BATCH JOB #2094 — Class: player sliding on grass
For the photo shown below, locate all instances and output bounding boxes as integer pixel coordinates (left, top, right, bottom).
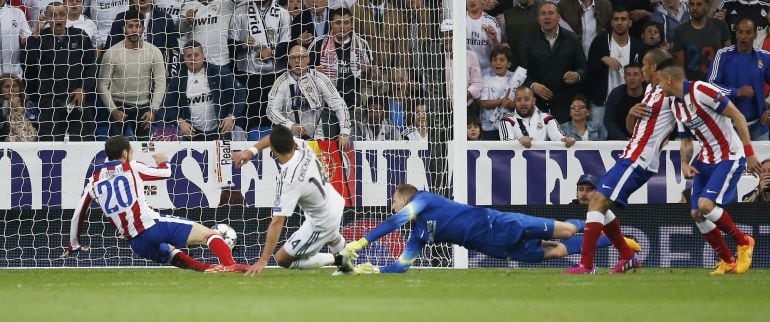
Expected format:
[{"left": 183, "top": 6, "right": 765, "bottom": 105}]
[
  {"left": 233, "top": 125, "right": 355, "bottom": 276},
  {"left": 342, "top": 184, "right": 640, "bottom": 274},
  {"left": 656, "top": 59, "right": 758, "bottom": 275},
  {"left": 62, "top": 136, "right": 249, "bottom": 273}
]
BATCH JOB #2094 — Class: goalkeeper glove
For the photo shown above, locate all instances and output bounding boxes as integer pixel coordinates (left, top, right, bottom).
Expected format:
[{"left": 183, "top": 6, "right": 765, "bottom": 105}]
[
  {"left": 356, "top": 262, "right": 380, "bottom": 274},
  {"left": 345, "top": 238, "right": 368, "bottom": 252}
]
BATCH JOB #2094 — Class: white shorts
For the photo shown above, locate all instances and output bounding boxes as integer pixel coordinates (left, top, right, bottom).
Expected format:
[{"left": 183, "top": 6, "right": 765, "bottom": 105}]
[{"left": 283, "top": 222, "right": 342, "bottom": 258}]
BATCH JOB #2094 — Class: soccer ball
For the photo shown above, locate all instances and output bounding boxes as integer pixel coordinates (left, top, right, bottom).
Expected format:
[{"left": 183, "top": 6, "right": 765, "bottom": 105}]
[{"left": 212, "top": 223, "right": 237, "bottom": 249}]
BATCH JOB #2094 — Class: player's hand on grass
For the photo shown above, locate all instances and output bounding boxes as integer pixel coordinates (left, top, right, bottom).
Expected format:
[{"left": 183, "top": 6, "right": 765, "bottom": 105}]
[
  {"left": 356, "top": 262, "right": 380, "bottom": 274},
  {"left": 60, "top": 246, "right": 90, "bottom": 259},
  {"left": 245, "top": 260, "right": 267, "bottom": 276}
]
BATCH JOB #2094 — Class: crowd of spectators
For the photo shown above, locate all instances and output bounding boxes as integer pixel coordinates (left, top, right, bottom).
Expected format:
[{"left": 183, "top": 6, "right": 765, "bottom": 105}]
[{"left": 1, "top": 0, "right": 770, "bottom": 144}]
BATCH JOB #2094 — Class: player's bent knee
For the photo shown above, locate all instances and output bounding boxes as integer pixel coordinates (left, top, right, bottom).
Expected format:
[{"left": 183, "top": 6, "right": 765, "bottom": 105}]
[
  {"left": 588, "top": 193, "right": 611, "bottom": 212},
  {"left": 275, "top": 248, "right": 296, "bottom": 268},
  {"left": 697, "top": 198, "right": 715, "bottom": 214}
]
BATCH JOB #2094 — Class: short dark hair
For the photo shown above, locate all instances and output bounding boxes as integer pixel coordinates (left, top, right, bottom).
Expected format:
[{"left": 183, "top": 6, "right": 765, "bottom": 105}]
[
  {"left": 761, "top": 158, "right": 770, "bottom": 166},
  {"left": 737, "top": 18, "right": 757, "bottom": 33},
  {"left": 270, "top": 125, "right": 296, "bottom": 154},
  {"left": 642, "top": 20, "right": 663, "bottom": 34},
  {"left": 571, "top": 94, "right": 591, "bottom": 108},
  {"left": 183, "top": 40, "right": 203, "bottom": 51},
  {"left": 105, "top": 136, "right": 131, "bottom": 160},
  {"left": 329, "top": 7, "right": 352, "bottom": 20},
  {"left": 625, "top": 62, "right": 642, "bottom": 71},
  {"left": 644, "top": 48, "right": 673, "bottom": 69},
  {"left": 490, "top": 46, "right": 513, "bottom": 63},
  {"left": 467, "top": 117, "right": 481, "bottom": 127},
  {"left": 537, "top": 1, "right": 559, "bottom": 14},
  {"left": 394, "top": 184, "right": 418, "bottom": 200},
  {"left": 612, "top": 5, "right": 629, "bottom": 15},
  {"left": 124, "top": 8, "right": 145, "bottom": 25}
]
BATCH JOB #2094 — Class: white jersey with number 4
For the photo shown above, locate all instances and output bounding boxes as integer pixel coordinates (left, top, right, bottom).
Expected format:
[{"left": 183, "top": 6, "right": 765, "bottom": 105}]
[
  {"left": 68, "top": 160, "right": 172, "bottom": 250},
  {"left": 272, "top": 138, "right": 344, "bottom": 232}
]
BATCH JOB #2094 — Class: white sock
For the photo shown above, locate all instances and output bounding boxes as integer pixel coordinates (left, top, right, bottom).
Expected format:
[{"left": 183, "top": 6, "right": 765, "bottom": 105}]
[
  {"left": 696, "top": 220, "right": 717, "bottom": 234},
  {"left": 604, "top": 210, "right": 617, "bottom": 225},
  {"left": 327, "top": 233, "right": 346, "bottom": 254},
  {"left": 704, "top": 207, "right": 724, "bottom": 222},
  {"left": 290, "top": 253, "right": 335, "bottom": 269},
  {"left": 586, "top": 211, "right": 604, "bottom": 224}
]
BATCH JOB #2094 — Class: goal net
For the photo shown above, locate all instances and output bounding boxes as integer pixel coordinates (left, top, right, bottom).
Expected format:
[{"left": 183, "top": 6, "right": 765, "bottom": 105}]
[{"left": 0, "top": 0, "right": 455, "bottom": 269}]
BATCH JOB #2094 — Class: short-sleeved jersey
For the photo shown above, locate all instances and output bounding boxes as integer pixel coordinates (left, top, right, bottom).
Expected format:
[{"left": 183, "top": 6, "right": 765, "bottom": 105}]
[
  {"left": 229, "top": 1, "right": 292, "bottom": 74},
  {"left": 68, "top": 160, "right": 172, "bottom": 250},
  {"left": 498, "top": 108, "right": 564, "bottom": 142},
  {"left": 0, "top": 5, "right": 31, "bottom": 77},
  {"left": 155, "top": 0, "right": 185, "bottom": 25},
  {"left": 88, "top": 0, "right": 130, "bottom": 46},
  {"left": 180, "top": 0, "right": 235, "bottom": 66},
  {"left": 619, "top": 84, "right": 676, "bottom": 172},
  {"left": 719, "top": 0, "right": 770, "bottom": 44},
  {"left": 671, "top": 80, "right": 743, "bottom": 164},
  {"left": 272, "top": 138, "right": 344, "bottom": 232},
  {"left": 480, "top": 69, "right": 526, "bottom": 132},
  {"left": 466, "top": 11, "right": 501, "bottom": 76}
]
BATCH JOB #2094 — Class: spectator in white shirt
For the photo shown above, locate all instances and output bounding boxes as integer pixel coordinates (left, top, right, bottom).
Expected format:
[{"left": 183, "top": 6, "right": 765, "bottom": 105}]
[
  {"left": 65, "top": 0, "right": 97, "bottom": 46},
  {"left": 0, "top": 0, "right": 31, "bottom": 77}
]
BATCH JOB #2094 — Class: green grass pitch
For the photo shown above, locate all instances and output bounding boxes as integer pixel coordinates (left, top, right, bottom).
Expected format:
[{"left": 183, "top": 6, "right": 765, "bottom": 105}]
[{"left": 2, "top": 268, "right": 769, "bottom": 322}]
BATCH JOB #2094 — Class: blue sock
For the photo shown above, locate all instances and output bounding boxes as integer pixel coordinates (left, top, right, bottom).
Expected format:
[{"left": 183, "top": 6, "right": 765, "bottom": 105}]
[
  {"left": 597, "top": 235, "right": 612, "bottom": 248},
  {"left": 562, "top": 236, "right": 583, "bottom": 255},
  {"left": 566, "top": 219, "right": 585, "bottom": 233}
]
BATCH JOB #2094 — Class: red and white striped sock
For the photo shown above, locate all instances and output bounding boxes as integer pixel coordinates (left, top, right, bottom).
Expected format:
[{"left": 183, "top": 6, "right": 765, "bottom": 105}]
[
  {"left": 207, "top": 235, "right": 236, "bottom": 266},
  {"left": 170, "top": 249, "right": 212, "bottom": 272},
  {"left": 579, "top": 211, "right": 605, "bottom": 269}
]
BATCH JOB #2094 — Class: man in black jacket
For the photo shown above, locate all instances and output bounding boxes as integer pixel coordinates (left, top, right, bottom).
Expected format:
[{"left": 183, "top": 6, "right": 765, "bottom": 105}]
[
  {"left": 586, "top": 6, "right": 646, "bottom": 124},
  {"left": 518, "top": 1, "right": 586, "bottom": 124},
  {"left": 22, "top": 2, "right": 97, "bottom": 141}
]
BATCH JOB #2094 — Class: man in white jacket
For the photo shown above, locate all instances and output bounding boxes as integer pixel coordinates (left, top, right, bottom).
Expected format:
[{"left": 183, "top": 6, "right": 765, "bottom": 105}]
[{"left": 267, "top": 44, "right": 351, "bottom": 150}]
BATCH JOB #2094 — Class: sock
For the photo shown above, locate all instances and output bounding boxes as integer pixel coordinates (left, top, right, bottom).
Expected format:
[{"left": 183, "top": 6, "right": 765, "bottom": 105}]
[
  {"left": 565, "top": 219, "right": 585, "bottom": 233},
  {"left": 170, "top": 249, "right": 211, "bottom": 272},
  {"left": 207, "top": 235, "right": 235, "bottom": 266},
  {"left": 562, "top": 236, "right": 583, "bottom": 255},
  {"left": 705, "top": 208, "right": 750, "bottom": 246},
  {"left": 602, "top": 210, "right": 635, "bottom": 260},
  {"left": 580, "top": 211, "right": 605, "bottom": 269},
  {"left": 697, "top": 220, "right": 734, "bottom": 263},
  {"left": 328, "top": 233, "right": 346, "bottom": 254},
  {"left": 289, "top": 253, "right": 335, "bottom": 269}
]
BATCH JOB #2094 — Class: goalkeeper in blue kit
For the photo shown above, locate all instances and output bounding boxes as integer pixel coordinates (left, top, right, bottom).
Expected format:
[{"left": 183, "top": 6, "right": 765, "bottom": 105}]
[{"left": 344, "top": 184, "right": 640, "bottom": 273}]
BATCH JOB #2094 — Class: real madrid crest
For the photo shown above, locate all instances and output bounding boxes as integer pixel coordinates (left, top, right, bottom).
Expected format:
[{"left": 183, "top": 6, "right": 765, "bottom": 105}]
[
  {"left": 759, "top": 59, "right": 764, "bottom": 69},
  {"left": 537, "top": 122, "right": 543, "bottom": 129}
]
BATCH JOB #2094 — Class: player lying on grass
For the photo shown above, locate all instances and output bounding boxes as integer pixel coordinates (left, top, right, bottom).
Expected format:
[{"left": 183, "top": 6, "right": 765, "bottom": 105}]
[
  {"left": 233, "top": 125, "right": 355, "bottom": 276},
  {"left": 343, "top": 184, "right": 640, "bottom": 273},
  {"left": 62, "top": 136, "right": 249, "bottom": 273}
]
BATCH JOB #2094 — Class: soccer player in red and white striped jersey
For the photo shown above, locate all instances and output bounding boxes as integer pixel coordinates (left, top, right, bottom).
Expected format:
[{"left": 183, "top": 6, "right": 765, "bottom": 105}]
[
  {"left": 563, "top": 49, "right": 678, "bottom": 274},
  {"left": 657, "top": 59, "right": 760, "bottom": 275},
  {"left": 62, "top": 136, "right": 248, "bottom": 273}
]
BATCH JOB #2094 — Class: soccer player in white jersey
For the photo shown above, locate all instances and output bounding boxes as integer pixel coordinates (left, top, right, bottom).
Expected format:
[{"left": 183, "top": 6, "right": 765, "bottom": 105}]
[
  {"left": 180, "top": 0, "right": 235, "bottom": 66},
  {"left": 656, "top": 59, "right": 760, "bottom": 275},
  {"left": 233, "top": 125, "right": 355, "bottom": 276},
  {"left": 87, "top": 0, "right": 128, "bottom": 48},
  {"left": 466, "top": 0, "right": 501, "bottom": 76},
  {"left": 562, "top": 48, "right": 678, "bottom": 275},
  {"left": 62, "top": 136, "right": 249, "bottom": 273}
]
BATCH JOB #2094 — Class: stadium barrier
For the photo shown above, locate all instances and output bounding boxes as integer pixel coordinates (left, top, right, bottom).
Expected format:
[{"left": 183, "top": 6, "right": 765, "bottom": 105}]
[{"left": 2, "top": 203, "right": 768, "bottom": 269}]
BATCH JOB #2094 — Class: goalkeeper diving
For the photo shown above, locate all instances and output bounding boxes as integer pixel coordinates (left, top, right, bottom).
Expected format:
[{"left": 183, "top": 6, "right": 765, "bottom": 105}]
[{"left": 344, "top": 184, "right": 640, "bottom": 273}]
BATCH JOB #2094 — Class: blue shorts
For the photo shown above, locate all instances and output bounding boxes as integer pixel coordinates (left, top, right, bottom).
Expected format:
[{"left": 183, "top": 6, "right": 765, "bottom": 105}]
[
  {"left": 482, "top": 213, "right": 554, "bottom": 262},
  {"left": 596, "top": 158, "right": 654, "bottom": 208},
  {"left": 129, "top": 214, "right": 194, "bottom": 263},
  {"left": 691, "top": 158, "right": 745, "bottom": 209}
]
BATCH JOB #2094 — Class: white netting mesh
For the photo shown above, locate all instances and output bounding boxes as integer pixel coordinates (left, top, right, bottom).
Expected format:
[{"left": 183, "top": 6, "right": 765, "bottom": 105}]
[{"left": 0, "top": 0, "right": 453, "bottom": 268}]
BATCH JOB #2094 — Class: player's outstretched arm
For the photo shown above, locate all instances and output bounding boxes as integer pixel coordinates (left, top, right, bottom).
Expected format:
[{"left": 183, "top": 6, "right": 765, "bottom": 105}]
[
  {"left": 135, "top": 154, "right": 172, "bottom": 181},
  {"left": 245, "top": 215, "right": 286, "bottom": 276},
  {"left": 377, "top": 237, "right": 425, "bottom": 274},
  {"left": 721, "top": 102, "right": 761, "bottom": 174},
  {"left": 233, "top": 135, "right": 272, "bottom": 168},
  {"left": 62, "top": 184, "right": 94, "bottom": 259},
  {"left": 346, "top": 202, "right": 425, "bottom": 255}
]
